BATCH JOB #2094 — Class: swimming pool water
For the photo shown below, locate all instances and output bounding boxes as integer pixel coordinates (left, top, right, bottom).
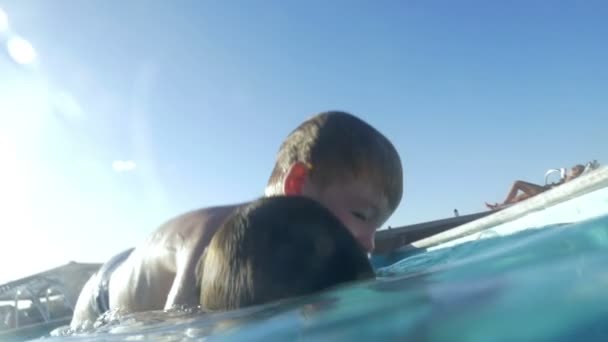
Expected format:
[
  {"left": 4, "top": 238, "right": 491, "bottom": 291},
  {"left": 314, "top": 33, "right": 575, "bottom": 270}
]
[{"left": 37, "top": 213, "right": 608, "bottom": 341}]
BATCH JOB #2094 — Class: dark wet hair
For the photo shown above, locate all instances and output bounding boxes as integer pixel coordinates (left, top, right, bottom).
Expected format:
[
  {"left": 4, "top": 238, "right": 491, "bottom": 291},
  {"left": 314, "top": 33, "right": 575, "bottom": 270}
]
[
  {"left": 197, "top": 196, "right": 375, "bottom": 311},
  {"left": 265, "top": 111, "right": 403, "bottom": 212}
]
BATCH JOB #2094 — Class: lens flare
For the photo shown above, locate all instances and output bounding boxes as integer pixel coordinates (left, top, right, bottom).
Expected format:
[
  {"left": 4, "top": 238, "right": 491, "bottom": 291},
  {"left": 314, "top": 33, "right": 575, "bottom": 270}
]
[
  {"left": 6, "top": 36, "right": 37, "bottom": 65},
  {"left": 0, "top": 8, "right": 8, "bottom": 33},
  {"left": 112, "top": 160, "right": 137, "bottom": 172}
]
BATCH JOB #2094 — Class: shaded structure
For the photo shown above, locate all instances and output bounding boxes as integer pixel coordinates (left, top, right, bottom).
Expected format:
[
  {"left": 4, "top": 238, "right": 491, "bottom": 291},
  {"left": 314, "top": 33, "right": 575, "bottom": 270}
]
[
  {"left": 374, "top": 211, "right": 493, "bottom": 255},
  {"left": 0, "top": 262, "right": 101, "bottom": 341}
]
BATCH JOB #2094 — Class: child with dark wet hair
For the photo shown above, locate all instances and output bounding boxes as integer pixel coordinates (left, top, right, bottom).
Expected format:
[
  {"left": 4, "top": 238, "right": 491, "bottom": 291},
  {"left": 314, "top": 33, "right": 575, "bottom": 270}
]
[{"left": 198, "top": 196, "right": 375, "bottom": 311}]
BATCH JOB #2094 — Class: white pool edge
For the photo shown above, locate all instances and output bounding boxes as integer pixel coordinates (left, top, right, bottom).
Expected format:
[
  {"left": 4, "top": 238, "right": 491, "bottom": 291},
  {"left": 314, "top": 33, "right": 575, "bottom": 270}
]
[{"left": 406, "top": 166, "right": 608, "bottom": 252}]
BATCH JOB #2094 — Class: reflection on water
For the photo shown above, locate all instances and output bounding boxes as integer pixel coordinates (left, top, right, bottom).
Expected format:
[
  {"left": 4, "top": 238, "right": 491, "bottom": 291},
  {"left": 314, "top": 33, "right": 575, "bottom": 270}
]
[{"left": 39, "top": 214, "right": 608, "bottom": 341}]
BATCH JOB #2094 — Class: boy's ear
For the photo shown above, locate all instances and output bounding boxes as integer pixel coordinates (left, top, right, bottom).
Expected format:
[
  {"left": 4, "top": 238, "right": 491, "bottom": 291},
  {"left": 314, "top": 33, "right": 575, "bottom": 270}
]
[{"left": 283, "top": 162, "right": 311, "bottom": 196}]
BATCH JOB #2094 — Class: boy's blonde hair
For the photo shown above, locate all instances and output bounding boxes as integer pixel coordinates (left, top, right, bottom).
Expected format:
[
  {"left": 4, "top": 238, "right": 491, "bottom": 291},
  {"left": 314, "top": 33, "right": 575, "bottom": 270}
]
[{"left": 265, "top": 111, "right": 403, "bottom": 211}]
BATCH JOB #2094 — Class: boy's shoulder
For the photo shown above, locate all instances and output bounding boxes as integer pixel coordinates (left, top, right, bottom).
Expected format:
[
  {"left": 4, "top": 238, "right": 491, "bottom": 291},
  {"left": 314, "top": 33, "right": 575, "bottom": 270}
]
[{"left": 149, "top": 202, "right": 247, "bottom": 251}]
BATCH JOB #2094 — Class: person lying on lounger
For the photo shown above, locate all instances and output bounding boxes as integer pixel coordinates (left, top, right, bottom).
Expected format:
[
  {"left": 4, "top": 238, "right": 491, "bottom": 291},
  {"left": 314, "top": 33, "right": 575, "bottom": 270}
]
[{"left": 485, "top": 164, "right": 585, "bottom": 210}]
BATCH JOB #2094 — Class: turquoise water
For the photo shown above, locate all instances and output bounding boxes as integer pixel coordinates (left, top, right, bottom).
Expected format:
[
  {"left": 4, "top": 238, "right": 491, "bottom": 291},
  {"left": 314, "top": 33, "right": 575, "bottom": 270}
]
[{"left": 38, "top": 214, "right": 608, "bottom": 341}]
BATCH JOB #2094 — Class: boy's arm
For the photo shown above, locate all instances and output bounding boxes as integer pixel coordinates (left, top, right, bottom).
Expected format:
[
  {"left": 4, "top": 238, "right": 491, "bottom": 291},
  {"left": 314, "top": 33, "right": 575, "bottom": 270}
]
[
  {"left": 164, "top": 204, "right": 239, "bottom": 309},
  {"left": 163, "top": 262, "right": 198, "bottom": 309},
  {"left": 164, "top": 241, "right": 209, "bottom": 310},
  {"left": 70, "top": 274, "right": 101, "bottom": 329}
]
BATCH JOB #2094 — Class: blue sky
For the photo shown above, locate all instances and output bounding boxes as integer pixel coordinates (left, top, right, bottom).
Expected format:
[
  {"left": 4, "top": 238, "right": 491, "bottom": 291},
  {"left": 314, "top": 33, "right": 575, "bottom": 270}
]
[{"left": 0, "top": 0, "right": 607, "bottom": 283}]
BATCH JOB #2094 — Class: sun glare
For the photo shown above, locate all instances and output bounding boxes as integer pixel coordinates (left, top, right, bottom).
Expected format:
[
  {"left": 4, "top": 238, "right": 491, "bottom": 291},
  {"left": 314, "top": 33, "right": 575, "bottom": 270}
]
[
  {"left": 0, "top": 8, "right": 8, "bottom": 34},
  {"left": 6, "top": 36, "right": 37, "bottom": 65},
  {"left": 112, "top": 160, "right": 137, "bottom": 172}
]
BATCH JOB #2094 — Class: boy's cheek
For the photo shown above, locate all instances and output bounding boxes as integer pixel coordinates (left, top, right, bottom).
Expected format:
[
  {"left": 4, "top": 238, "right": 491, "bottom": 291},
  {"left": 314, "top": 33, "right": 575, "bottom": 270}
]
[
  {"left": 329, "top": 209, "right": 375, "bottom": 251},
  {"left": 350, "top": 229, "right": 375, "bottom": 253}
]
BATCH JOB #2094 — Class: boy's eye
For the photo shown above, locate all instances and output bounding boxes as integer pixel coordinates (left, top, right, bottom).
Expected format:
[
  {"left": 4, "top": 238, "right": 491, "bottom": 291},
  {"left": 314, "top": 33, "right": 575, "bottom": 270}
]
[{"left": 351, "top": 211, "right": 368, "bottom": 222}]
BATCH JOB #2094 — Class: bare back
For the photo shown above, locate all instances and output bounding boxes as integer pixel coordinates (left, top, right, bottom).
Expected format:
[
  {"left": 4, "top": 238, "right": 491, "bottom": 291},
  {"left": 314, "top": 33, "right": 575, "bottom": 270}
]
[
  {"left": 70, "top": 203, "right": 245, "bottom": 328},
  {"left": 108, "top": 203, "right": 244, "bottom": 313}
]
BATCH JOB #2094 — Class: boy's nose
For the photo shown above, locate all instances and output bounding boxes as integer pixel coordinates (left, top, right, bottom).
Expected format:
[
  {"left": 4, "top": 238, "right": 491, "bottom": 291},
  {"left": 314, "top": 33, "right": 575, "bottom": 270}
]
[{"left": 356, "top": 233, "right": 375, "bottom": 253}]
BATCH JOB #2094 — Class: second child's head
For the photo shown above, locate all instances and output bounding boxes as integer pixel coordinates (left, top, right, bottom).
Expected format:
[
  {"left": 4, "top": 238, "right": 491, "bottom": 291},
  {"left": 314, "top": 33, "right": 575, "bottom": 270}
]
[{"left": 197, "top": 196, "right": 375, "bottom": 311}]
